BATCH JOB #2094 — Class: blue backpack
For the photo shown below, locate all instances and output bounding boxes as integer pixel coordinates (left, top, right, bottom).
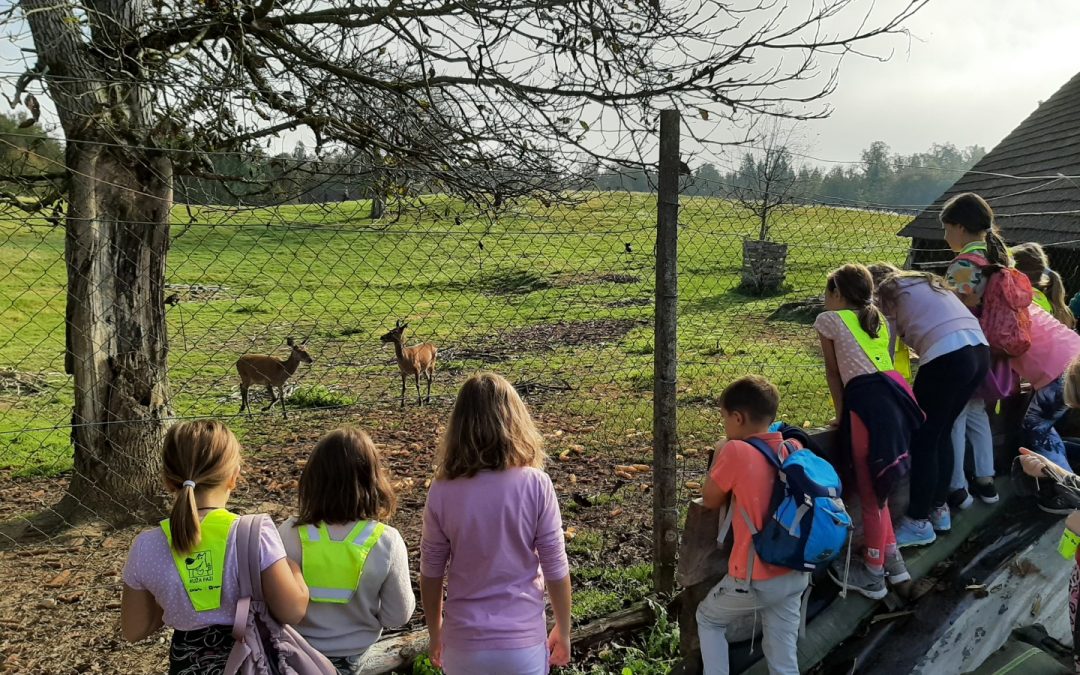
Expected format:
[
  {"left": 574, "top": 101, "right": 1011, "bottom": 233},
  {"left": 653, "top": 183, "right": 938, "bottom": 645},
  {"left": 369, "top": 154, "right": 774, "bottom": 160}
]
[{"left": 743, "top": 438, "right": 851, "bottom": 572}]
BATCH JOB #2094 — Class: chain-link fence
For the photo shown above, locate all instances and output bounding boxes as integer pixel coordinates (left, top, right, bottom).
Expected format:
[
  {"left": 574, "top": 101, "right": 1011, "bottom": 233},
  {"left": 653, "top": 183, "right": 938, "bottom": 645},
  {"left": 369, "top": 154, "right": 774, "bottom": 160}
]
[{"left": 3, "top": 123, "right": 1080, "bottom": 670}]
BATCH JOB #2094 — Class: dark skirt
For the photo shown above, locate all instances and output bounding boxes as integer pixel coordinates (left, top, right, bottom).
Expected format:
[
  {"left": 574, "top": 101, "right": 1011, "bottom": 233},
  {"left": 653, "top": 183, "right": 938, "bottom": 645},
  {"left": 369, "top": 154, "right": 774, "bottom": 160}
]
[{"left": 169, "top": 624, "right": 235, "bottom": 675}]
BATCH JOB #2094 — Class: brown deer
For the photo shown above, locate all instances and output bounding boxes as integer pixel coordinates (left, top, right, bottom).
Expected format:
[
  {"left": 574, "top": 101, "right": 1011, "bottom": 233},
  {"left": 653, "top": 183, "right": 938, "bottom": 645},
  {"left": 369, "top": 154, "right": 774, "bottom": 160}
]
[
  {"left": 236, "top": 337, "right": 314, "bottom": 418},
  {"left": 380, "top": 320, "right": 437, "bottom": 407}
]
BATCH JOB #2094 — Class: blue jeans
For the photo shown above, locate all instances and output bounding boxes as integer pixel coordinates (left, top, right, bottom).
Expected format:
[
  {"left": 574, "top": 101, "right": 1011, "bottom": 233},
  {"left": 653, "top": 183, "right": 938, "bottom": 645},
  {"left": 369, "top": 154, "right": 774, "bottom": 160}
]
[
  {"left": 950, "top": 399, "right": 995, "bottom": 490},
  {"left": 1024, "top": 375, "right": 1070, "bottom": 470},
  {"left": 696, "top": 573, "right": 809, "bottom": 675}
]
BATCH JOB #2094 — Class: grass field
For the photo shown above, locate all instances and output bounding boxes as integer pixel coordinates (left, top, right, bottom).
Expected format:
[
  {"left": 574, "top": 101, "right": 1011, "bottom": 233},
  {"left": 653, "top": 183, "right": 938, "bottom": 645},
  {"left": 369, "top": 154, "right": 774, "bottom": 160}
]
[{"left": 0, "top": 193, "right": 910, "bottom": 476}]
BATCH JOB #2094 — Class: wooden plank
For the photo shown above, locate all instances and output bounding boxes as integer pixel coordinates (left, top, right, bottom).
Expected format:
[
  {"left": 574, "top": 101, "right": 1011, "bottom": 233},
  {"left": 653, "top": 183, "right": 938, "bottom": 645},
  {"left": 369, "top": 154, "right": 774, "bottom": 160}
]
[{"left": 362, "top": 601, "right": 657, "bottom": 674}]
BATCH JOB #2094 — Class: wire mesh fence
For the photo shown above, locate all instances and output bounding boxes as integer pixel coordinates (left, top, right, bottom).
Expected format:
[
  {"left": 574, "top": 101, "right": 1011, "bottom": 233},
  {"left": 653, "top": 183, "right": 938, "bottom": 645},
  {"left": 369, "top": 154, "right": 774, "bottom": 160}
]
[{"left": 3, "top": 131, "right": 1080, "bottom": 670}]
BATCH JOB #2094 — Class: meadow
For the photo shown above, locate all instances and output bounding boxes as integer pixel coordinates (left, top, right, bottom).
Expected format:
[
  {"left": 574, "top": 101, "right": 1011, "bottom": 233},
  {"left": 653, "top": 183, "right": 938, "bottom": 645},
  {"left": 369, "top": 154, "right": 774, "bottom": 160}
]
[{"left": 0, "top": 192, "right": 910, "bottom": 672}]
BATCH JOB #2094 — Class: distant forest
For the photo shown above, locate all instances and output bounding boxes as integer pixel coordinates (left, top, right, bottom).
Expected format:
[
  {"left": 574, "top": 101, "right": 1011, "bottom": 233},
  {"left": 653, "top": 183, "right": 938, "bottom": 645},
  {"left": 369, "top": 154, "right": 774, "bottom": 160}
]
[
  {"left": 1, "top": 112, "right": 985, "bottom": 212},
  {"left": 591, "top": 141, "right": 987, "bottom": 211}
]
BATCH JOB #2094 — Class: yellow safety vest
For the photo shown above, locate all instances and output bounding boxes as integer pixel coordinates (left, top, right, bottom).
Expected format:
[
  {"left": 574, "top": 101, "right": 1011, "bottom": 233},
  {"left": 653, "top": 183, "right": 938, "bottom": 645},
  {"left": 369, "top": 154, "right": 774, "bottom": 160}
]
[
  {"left": 161, "top": 509, "right": 238, "bottom": 612},
  {"left": 836, "top": 309, "right": 894, "bottom": 372},
  {"left": 299, "top": 520, "right": 386, "bottom": 604},
  {"left": 1033, "top": 288, "right": 1053, "bottom": 314},
  {"left": 894, "top": 339, "right": 913, "bottom": 382}
]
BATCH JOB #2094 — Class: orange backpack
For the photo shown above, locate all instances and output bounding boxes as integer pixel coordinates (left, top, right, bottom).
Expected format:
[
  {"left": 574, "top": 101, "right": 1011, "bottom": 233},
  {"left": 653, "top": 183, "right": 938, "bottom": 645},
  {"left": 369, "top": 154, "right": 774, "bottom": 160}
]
[{"left": 955, "top": 252, "right": 1034, "bottom": 357}]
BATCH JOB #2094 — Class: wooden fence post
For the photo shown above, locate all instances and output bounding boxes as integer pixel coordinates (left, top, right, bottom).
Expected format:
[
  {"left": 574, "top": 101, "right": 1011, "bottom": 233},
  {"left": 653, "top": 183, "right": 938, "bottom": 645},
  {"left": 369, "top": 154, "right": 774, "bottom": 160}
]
[{"left": 654, "top": 109, "right": 680, "bottom": 595}]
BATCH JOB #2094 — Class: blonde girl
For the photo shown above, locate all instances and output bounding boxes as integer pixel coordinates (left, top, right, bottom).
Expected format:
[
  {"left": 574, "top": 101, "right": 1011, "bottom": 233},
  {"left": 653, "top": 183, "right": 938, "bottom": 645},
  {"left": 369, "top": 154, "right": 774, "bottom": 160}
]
[
  {"left": 420, "top": 372, "right": 572, "bottom": 674},
  {"left": 1012, "top": 242, "right": 1076, "bottom": 329},
  {"left": 121, "top": 420, "right": 309, "bottom": 674},
  {"left": 279, "top": 428, "right": 415, "bottom": 674}
]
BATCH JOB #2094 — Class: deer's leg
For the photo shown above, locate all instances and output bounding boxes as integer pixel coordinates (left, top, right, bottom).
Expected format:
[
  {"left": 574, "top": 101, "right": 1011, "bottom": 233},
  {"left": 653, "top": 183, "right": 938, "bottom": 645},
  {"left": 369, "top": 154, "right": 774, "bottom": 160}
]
[
  {"left": 415, "top": 374, "right": 422, "bottom": 406},
  {"left": 425, "top": 371, "right": 433, "bottom": 403},
  {"left": 262, "top": 384, "right": 277, "bottom": 411},
  {"left": 279, "top": 386, "right": 288, "bottom": 419},
  {"left": 239, "top": 385, "right": 249, "bottom": 414},
  {"left": 400, "top": 374, "right": 406, "bottom": 408}
]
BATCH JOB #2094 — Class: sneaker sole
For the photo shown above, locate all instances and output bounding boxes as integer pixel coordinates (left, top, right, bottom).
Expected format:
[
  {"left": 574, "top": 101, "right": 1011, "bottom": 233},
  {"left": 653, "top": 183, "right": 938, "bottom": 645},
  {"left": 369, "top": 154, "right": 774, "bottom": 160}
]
[
  {"left": 897, "top": 536, "right": 936, "bottom": 549},
  {"left": 978, "top": 494, "right": 1000, "bottom": 504},
  {"left": 932, "top": 526, "right": 951, "bottom": 534},
  {"left": 826, "top": 569, "right": 888, "bottom": 600},
  {"left": 950, "top": 494, "right": 974, "bottom": 510},
  {"left": 886, "top": 571, "right": 911, "bottom": 585}
]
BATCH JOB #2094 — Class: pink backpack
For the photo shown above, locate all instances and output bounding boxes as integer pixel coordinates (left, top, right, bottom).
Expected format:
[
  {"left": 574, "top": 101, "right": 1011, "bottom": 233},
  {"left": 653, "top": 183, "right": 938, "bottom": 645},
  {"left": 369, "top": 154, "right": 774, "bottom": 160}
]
[
  {"left": 224, "top": 514, "right": 337, "bottom": 675},
  {"left": 955, "top": 252, "right": 1034, "bottom": 357}
]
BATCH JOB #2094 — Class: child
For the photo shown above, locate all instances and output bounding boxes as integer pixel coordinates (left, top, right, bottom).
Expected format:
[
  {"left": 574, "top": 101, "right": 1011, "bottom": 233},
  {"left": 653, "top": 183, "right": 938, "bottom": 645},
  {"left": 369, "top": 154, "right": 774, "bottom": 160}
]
[
  {"left": 1017, "top": 356, "right": 1080, "bottom": 671},
  {"left": 420, "top": 372, "right": 572, "bottom": 674},
  {"left": 1012, "top": 242, "right": 1076, "bottom": 329},
  {"left": 121, "top": 420, "right": 309, "bottom": 673},
  {"left": 279, "top": 428, "right": 416, "bottom": 674},
  {"left": 869, "top": 264, "right": 990, "bottom": 547},
  {"left": 815, "top": 264, "right": 922, "bottom": 598},
  {"left": 696, "top": 376, "right": 809, "bottom": 675},
  {"left": 1012, "top": 301, "right": 1080, "bottom": 510},
  {"left": 940, "top": 193, "right": 1015, "bottom": 510}
]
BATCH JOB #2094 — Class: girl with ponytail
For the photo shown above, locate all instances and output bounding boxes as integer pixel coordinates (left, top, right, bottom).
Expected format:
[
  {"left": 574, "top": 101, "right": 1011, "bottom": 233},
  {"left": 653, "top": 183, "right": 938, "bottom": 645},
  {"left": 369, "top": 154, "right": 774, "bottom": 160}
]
[
  {"left": 121, "top": 420, "right": 310, "bottom": 673},
  {"left": 814, "top": 264, "right": 923, "bottom": 598},
  {"left": 1012, "top": 242, "right": 1076, "bottom": 329}
]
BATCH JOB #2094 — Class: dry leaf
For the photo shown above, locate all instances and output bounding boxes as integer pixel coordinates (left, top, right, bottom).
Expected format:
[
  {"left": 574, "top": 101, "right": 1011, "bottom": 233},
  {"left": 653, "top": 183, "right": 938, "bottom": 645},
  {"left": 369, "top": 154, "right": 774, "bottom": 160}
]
[
  {"left": 564, "top": 527, "right": 577, "bottom": 541},
  {"left": 38, "top": 598, "right": 57, "bottom": 609},
  {"left": 615, "top": 465, "right": 634, "bottom": 473},
  {"left": 609, "top": 507, "right": 623, "bottom": 517},
  {"left": 569, "top": 474, "right": 577, "bottom": 484},
  {"left": 1031, "top": 593, "right": 1042, "bottom": 617},
  {"left": 614, "top": 470, "right": 634, "bottom": 480},
  {"left": 685, "top": 481, "right": 702, "bottom": 490},
  {"left": 632, "top": 464, "right": 651, "bottom": 473},
  {"left": 568, "top": 444, "right": 585, "bottom": 455},
  {"left": 46, "top": 570, "right": 72, "bottom": 587}
]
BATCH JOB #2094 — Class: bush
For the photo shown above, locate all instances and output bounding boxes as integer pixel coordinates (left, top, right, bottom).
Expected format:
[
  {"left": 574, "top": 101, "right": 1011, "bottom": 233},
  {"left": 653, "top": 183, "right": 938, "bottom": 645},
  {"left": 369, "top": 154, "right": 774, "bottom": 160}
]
[{"left": 286, "top": 385, "right": 355, "bottom": 409}]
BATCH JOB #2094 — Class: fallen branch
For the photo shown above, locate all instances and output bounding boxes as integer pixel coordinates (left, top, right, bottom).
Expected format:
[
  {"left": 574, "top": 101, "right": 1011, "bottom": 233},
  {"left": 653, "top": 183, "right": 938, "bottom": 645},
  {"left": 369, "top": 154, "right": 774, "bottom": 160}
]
[{"left": 363, "top": 600, "right": 656, "bottom": 674}]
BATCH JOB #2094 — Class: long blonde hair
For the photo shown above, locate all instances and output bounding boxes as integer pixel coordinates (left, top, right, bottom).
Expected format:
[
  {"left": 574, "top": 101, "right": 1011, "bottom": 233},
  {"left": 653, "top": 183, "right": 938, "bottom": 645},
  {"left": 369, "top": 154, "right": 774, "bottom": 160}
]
[
  {"left": 1011, "top": 243, "right": 1076, "bottom": 329},
  {"left": 437, "top": 372, "right": 544, "bottom": 480},
  {"left": 1066, "top": 357, "right": 1080, "bottom": 410},
  {"left": 162, "top": 420, "right": 242, "bottom": 553}
]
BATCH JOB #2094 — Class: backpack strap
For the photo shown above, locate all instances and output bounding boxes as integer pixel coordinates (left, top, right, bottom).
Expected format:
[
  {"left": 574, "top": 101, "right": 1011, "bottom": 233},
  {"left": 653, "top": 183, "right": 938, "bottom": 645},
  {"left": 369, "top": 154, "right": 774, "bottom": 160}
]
[
  {"left": 230, "top": 514, "right": 267, "bottom": 643},
  {"left": 744, "top": 437, "right": 783, "bottom": 469}
]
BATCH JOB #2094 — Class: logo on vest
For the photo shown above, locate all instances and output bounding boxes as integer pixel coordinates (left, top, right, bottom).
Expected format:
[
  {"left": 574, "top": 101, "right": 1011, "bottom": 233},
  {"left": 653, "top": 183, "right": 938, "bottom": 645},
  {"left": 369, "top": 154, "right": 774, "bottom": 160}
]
[{"left": 184, "top": 551, "right": 214, "bottom": 584}]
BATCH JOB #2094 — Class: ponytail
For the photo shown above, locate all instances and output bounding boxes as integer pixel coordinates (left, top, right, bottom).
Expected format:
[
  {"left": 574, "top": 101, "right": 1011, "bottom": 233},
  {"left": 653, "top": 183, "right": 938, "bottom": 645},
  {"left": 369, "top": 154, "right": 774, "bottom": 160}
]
[
  {"left": 169, "top": 481, "right": 202, "bottom": 554},
  {"left": 1047, "top": 269, "right": 1076, "bottom": 329},
  {"left": 856, "top": 304, "right": 882, "bottom": 340},
  {"left": 984, "top": 228, "right": 1010, "bottom": 268},
  {"left": 161, "top": 420, "right": 242, "bottom": 554}
]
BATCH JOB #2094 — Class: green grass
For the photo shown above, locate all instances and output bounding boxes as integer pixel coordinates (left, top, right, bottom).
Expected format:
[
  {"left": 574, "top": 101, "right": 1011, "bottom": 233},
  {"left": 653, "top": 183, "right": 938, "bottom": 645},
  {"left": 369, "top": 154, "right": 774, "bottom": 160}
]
[{"left": 0, "top": 193, "right": 909, "bottom": 474}]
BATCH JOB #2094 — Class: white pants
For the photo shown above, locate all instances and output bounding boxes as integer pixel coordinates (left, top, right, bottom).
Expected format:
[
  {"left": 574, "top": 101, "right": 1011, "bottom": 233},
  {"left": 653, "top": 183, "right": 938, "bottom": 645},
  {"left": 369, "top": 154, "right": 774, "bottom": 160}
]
[
  {"left": 949, "top": 398, "right": 995, "bottom": 490},
  {"left": 696, "top": 572, "right": 809, "bottom": 675},
  {"left": 442, "top": 642, "right": 548, "bottom": 675}
]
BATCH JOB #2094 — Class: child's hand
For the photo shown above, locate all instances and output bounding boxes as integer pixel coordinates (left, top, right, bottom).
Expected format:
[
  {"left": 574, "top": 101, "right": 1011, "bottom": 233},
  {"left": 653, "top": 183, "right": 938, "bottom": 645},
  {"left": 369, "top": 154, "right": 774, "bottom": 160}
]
[
  {"left": 1066, "top": 511, "right": 1080, "bottom": 535},
  {"left": 548, "top": 625, "right": 571, "bottom": 667},
  {"left": 1019, "top": 452, "right": 1054, "bottom": 478},
  {"left": 828, "top": 417, "right": 840, "bottom": 429},
  {"left": 427, "top": 629, "right": 443, "bottom": 668}
]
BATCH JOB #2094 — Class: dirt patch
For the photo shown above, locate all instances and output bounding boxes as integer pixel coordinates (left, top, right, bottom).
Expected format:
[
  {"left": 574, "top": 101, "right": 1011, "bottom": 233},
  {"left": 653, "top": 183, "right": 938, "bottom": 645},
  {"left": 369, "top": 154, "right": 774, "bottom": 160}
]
[
  {"left": 164, "top": 283, "right": 234, "bottom": 304},
  {"left": 0, "top": 402, "right": 657, "bottom": 674},
  {"left": 0, "top": 370, "right": 56, "bottom": 397},
  {"left": 767, "top": 297, "right": 824, "bottom": 324}
]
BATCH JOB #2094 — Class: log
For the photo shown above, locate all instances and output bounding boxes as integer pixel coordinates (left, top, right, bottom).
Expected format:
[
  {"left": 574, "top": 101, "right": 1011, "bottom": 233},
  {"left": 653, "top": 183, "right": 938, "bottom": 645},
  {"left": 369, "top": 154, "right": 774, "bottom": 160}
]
[{"left": 363, "top": 600, "right": 657, "bottom": 674}]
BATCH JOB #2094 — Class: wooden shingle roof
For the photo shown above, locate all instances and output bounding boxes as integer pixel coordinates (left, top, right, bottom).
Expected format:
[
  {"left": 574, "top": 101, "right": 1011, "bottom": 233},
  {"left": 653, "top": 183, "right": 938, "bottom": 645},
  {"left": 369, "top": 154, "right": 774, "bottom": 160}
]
[{"left": 900, "top": 71, "right": 1080, "bottom": 247}]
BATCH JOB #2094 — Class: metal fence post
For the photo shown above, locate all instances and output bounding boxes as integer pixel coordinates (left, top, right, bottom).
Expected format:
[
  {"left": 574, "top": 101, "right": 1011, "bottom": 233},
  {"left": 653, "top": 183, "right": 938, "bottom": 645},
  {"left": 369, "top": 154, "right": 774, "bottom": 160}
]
[{"left": 653, "top": 109, "right": 680, "bottom": 595}]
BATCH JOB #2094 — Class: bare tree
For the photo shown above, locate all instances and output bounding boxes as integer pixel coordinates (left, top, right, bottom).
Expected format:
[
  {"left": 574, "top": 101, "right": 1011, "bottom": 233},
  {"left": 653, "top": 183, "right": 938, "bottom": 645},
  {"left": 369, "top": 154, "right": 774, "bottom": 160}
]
[{"left": 1, "top": 0, "right": 926, "bottom": 530}]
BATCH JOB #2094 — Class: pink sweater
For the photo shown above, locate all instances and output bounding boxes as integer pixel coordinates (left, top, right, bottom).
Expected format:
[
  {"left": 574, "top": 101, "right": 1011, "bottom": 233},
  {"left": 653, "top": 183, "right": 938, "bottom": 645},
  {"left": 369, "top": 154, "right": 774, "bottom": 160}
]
[
  {"left": 1013, "top": 305, "right": 1080, "bottom": 390},
  {"left": 420, "top": 467, "right": 569, "bottom": 651}
]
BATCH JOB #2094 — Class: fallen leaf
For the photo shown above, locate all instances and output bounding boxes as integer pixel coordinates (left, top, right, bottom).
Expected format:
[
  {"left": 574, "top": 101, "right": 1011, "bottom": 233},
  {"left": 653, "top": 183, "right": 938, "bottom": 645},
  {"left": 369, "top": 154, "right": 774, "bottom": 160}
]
[
  {"left": 38, "top": 598, "right": 57, "bottom": 609},
  {"left": 564, "top": 527, "right": 577, "bottom": 541},
  {"left": 46, "top": 570, "right": 72, "bottom": 588},
  {"left": 559, "top": 450, "right": 571, "bottom": 462},
  {"left": 609, "top": 507, "right": 623, "bottom": 517},
  {"left": 569, "top": 474, "right": 577, "bottom": 484},
  {"left": 569, "top": 444, "right": 585, "bottom": 455},
  {"left": 632, "top": 464, "right": 651, "bottom": 473},
  {"left": 685, "top": 481, "right": 702, "bottom": 490},
  {"left": 614, "top": 470, "right": 634, "bottom": 480}
]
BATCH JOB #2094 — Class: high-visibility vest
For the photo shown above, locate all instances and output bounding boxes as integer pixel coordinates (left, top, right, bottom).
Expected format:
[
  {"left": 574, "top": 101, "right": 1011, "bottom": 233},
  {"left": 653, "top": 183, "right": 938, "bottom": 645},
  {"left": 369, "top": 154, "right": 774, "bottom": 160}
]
[
  {"left": 836, "top": 309, "right": 894, "bottom": 372},
  {"left": 299, "top": 520, "right": 386, "bottom": 604},
  {"left": 894, "top": 339, "right": 913, "bottom": 382},
  {"left": 1033, "top": 288, "right": 1053, "bottom": 314},
  {"left": 161, "top": 509, "right": 238, "bottom": 612}
]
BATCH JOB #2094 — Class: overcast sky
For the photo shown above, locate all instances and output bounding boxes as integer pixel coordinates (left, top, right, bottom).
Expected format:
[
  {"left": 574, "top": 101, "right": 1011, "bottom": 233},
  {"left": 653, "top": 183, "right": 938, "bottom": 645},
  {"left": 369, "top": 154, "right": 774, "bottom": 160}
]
[
  {"left": 3, "top": 1, "right": 1079, "bottom": 168},
  {"left": 801, "top": 0, "right": 1080, "bottom": 161}
]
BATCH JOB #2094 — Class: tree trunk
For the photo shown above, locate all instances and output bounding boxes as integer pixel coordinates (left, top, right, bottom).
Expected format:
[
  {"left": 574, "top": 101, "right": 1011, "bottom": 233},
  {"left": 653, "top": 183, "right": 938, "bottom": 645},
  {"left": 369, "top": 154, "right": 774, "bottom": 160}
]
[
  {"left": 370, "top": 191, "right": 386, "bottom": 219},
  {"left": 53, "top": 143, "right": 174, "bottom": 527},
  {"left": 21, "top": 0, "right": 174, "bottom": 532}
]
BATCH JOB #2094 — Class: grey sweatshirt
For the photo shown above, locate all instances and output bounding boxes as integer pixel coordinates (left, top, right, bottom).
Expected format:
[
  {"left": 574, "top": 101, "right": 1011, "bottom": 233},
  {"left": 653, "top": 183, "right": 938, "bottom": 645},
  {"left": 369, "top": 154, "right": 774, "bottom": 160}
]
[{"left": 278, "top": 518, "right": 416, "bottom": 658}]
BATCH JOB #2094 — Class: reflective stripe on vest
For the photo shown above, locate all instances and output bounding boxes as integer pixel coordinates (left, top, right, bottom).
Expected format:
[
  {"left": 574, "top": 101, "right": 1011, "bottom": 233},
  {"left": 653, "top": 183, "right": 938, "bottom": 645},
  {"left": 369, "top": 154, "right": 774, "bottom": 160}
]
[
  {"left": 161, "top": 509, "right": 238, "bottom": 612},
  {"left": 836, "top": 309, "right": 893, "bottom": 372},
  {"left": 299, "top": 520, "right": 386, "bottom": 604}
]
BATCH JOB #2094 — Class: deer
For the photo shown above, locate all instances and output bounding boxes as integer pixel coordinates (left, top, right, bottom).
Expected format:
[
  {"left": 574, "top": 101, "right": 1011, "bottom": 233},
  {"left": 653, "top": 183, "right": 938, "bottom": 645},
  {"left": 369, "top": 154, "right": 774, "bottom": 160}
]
[
  {"left": 236, "top": 337, "right": 314, "bottom": 418},
  {"left": 380, "top": 320, "right": 438, "bottom": 407}
]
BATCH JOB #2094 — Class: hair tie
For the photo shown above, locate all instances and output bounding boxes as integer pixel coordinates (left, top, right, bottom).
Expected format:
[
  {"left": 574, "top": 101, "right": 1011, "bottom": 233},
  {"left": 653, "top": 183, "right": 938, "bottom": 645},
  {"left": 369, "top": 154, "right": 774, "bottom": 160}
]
[{"left": 182, "top": 480, "right": 196, "bottom": 489}]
